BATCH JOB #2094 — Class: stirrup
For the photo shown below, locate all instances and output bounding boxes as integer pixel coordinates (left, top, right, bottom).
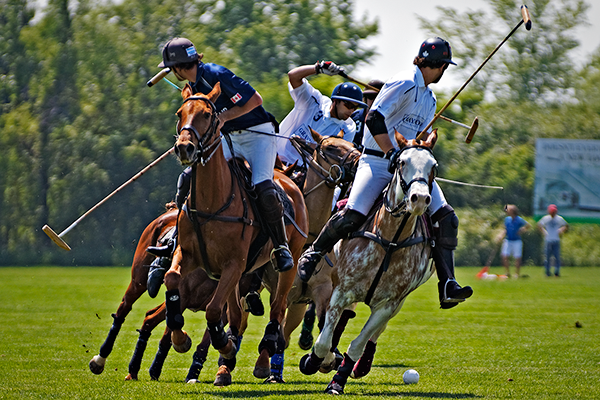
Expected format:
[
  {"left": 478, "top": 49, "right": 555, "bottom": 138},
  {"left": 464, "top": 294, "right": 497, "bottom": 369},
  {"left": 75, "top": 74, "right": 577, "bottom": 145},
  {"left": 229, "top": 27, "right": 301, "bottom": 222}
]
[
  {"left": 270, "top": 246, "right": 294, "bottom": 273},
  {"left": 439, "top": 279, "right": 473, "bottom": 307}
]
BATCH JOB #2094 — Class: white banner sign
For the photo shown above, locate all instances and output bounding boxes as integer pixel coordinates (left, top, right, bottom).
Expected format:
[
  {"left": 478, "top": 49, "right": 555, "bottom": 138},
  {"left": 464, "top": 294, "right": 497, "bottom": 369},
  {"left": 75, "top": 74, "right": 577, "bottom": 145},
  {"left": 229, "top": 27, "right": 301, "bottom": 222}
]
[{"left": 534, "top": 139, "right": 600, "bottom": 223}]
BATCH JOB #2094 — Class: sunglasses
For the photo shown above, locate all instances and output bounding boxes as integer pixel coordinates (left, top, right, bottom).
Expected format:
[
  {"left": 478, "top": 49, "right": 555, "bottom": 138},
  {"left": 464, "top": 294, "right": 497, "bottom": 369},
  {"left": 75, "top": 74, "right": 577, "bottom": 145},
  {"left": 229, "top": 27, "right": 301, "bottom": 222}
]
[{"left": 342, "top": 101, "right": 359, "bottom": 110}]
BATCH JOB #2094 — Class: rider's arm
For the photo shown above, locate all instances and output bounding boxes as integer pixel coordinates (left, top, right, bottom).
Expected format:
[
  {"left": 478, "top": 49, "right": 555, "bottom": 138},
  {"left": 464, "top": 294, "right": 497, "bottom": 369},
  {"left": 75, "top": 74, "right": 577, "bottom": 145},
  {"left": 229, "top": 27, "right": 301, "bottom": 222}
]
[
  {"left": 288, "top": 65, "right": 319, "bottom": 89},
  {"left": 217, "top": 91, "right": 263, "bottom": 130},
  {"left": 366, "top": 110, "right": 395, "bottom": 154}
]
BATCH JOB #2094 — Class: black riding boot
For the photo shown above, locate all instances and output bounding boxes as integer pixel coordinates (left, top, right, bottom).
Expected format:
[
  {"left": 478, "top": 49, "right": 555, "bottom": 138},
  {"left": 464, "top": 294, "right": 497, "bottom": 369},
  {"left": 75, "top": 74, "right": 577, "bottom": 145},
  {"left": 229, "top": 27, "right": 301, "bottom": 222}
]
[
  {"left": 431, "top": 205, "right": 473, "bottom": 309},
  {"left": 145, "top": 168, "right": 190, "bottom": 258},
  {"left": 255, "top": 180, "right": 294, "bottom": 273},
  {"left": 297, "top": 208, "right": 366, "bottom": 283}
]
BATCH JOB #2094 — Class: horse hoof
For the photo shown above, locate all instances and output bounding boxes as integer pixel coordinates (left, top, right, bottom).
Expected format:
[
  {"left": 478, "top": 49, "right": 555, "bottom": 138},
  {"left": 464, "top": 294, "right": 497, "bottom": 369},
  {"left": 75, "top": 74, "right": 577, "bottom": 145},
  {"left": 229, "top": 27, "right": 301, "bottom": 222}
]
[
  {"left": 213, "top": 365, "right": 232, "bottom": 387},
  {"left": 173, "top": 331, "right": 192, "bottom": 353},
  {"left": 325, "top": 380, "right": 344, "bottom": 395},
  {"left": 89, "top": 355, "right": 106, "bottom": 375},
  {"left": 253, "top": 350, "right": 270, "bottom": 379},
  {"left": 319, "top": 358, "right": 337, "bottom": 374},
  {"left": 298, "top": 329, "right": 313, "bottom": 350},
  {"left": 124, "top": 373, "right": 137, "bottom": 381},
  {"left": 299, "top": 353, "right": 323, "bottom": 375},
  {"left": 263, "top": 374, "right": 285, "bottom": 383}
]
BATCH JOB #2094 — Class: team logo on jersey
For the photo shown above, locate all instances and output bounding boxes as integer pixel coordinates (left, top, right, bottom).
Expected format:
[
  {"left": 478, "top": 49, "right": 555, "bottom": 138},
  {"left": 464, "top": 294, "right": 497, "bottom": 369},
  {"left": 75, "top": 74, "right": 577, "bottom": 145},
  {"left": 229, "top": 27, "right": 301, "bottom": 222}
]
[
  {"left": 313, "top": 110, "right": 324, "bottom": 122},
  {"left": 230, "top": 93, "right": 242, "bottom": 104}
]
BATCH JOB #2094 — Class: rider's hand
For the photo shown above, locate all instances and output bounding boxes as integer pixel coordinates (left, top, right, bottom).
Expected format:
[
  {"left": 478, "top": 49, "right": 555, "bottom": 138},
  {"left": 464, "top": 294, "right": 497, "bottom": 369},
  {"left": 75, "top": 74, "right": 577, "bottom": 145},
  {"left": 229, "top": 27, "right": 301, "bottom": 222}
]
[{"left": 315, "top": 61, "right": 344, "bottom": 76}]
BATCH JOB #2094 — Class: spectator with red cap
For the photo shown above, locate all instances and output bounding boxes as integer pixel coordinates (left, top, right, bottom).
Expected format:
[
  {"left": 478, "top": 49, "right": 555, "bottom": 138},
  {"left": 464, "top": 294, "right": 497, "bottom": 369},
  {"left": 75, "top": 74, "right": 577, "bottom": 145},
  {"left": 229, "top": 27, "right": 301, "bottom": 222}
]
[{"left": 538, "top": 204, "right": 568, "bottom": 277}]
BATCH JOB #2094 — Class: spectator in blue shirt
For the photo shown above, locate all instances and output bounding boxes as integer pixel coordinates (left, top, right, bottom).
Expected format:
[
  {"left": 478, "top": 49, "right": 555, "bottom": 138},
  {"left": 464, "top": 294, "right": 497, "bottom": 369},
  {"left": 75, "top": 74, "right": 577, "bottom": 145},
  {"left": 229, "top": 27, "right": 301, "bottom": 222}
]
[{"left": 500, "top": 204, "right": 530, "bottom": 278}]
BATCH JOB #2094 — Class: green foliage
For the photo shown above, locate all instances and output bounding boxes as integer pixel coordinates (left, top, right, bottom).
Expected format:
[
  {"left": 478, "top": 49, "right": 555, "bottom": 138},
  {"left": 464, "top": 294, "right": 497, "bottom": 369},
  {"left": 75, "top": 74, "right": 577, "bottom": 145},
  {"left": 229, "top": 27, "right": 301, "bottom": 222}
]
[{"left": 1, "top": 266, "right": 599, "bottom": 398}]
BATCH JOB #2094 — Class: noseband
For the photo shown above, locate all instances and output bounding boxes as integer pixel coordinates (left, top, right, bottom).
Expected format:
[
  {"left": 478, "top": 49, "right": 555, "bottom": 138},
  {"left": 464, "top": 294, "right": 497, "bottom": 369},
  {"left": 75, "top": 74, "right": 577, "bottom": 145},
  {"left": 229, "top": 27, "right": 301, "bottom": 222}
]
[
  {"left": 316, "top": 138, "right": 361, "bottom": 187},
  {"left": 385, "top": 145, "right": 437, "bottom": 216},
  {"left": 176, "top": 95, "right": 221, "bottom": 165}
]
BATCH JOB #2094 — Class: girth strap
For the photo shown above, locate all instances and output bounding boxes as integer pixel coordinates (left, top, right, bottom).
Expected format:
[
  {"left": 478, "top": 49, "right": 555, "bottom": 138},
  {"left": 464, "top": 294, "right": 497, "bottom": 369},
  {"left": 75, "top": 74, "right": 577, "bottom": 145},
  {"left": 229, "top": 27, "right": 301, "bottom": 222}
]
[{"left": 349, "top": 213, "right": 433, "bottom": 306}]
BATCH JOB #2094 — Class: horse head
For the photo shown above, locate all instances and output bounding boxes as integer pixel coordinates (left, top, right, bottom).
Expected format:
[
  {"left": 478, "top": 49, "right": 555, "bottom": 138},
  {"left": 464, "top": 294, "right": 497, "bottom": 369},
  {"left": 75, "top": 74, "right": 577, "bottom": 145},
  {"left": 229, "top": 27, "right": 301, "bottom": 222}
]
[
  {"left": 174, "top": 82, "right": 222, "bottom": 166},
  {"left": 309, "top": 128, "right": 361, "bottom": 186},
  {"left": 385, "top": 129, "right": 438, "bottom": 216}
]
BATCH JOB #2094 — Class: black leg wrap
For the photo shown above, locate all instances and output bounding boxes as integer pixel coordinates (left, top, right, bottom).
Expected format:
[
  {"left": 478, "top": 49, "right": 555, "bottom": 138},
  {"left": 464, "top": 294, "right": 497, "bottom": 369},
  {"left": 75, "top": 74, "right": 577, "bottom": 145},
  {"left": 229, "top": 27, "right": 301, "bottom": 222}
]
[
  {"left": 128, "top": 329, "right": 152, "bottom": 377},
  {"left": 207, "top": 319, "right": 229, "bottom": 350},
  {"left": 258, "top": 320, "right": 281, "bottom": 357},
  {"left": 165, "top": 289, "right": 185, "bottom": 330},
  {"left": 99, "top": 313, "right": 125, "bottom": 358},
  {"left": 149, "top": 341, "right": 171, "bottom": 381},
  {"left": 331, "top": 309, "right": 356, "bottom": 351},
  {"left": 329, "top": 353, "right": 356, "bottom": 390}
]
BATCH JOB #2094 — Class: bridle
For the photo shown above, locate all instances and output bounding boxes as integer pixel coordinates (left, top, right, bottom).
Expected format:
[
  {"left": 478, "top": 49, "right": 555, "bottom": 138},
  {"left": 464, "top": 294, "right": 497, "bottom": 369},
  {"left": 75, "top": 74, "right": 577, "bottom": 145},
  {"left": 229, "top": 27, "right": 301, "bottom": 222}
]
[
  {"left": 175, "top": 95, "right": 221, "bottom": 166},
  {"left": 384, "top": 145, "right": 438, "bottom": 216},
  {"left": 292, "top": 136, "right": 361, "bottom": 197}
]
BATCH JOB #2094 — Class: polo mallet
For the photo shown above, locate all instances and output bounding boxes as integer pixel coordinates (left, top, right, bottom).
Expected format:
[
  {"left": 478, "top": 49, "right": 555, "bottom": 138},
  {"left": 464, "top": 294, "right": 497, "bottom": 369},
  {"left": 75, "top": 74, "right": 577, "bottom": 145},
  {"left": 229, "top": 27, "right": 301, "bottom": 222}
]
[
  {"left": 147, "top": 68, "right": 182, "bottom": 91},
  {"left": 341, "top": 72, "right": 479, "bottom": 140},
  {"left": 416, "top": 4, "right": 532, "bottom": 142},
  {"left": 42, "top": 148, "right": 175, "bottom": 251}
]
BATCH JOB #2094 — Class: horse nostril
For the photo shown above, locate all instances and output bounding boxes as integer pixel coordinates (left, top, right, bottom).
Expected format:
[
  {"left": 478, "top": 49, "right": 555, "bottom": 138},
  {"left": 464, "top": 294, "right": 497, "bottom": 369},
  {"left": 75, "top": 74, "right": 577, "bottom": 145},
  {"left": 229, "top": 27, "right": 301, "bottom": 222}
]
[
  {"left": 410, "top": 194, "right": 419, "bottom": 204},
  {"left": 425, "top": 195, "right": 431, "bottom": 205},
  {"left": 186, "top": 143, "right": 195, "bottom": 157}
]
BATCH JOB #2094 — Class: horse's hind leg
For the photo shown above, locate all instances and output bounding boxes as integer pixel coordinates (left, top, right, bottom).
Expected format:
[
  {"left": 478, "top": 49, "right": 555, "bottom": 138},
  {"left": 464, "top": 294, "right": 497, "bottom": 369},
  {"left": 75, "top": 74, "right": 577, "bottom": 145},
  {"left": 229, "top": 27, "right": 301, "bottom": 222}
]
[
  {"left": 89, "top": 263, "right": 149, "bottom": 375},
  {"left": 185, "top": 327, "right": 211, "bottom": 383},
  {"left": 125, "top": 303, "right": 165, "bottom": 380},
  {"left": 149, "top": 327, "right": 172, "bottom": 381}
]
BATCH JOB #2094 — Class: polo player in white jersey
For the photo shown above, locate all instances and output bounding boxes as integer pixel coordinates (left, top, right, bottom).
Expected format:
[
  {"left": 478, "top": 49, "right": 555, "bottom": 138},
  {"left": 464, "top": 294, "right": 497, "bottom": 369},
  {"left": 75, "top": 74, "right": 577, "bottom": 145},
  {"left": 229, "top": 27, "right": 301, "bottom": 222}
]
[{"left": 297, "top": 38, "right": 473, "bottom": 309}]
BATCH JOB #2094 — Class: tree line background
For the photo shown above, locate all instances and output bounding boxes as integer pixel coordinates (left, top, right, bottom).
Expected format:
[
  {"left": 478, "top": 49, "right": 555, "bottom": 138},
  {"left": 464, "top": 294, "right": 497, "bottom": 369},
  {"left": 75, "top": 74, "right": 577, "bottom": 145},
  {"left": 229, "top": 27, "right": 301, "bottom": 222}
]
[{"left": 1, "top": 0, "right": 599, "bottom": 266}]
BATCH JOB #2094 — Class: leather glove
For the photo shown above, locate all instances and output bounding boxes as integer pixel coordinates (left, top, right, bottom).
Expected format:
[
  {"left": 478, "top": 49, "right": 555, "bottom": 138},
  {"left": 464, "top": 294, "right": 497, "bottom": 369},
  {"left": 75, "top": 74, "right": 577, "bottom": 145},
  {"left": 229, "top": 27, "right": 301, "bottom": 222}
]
[
  {"left": 387, "top": 148, "right": 402, "bottom": 174},
  {"left": 315, "top": 61, "right": 344, "bottom": 76}
]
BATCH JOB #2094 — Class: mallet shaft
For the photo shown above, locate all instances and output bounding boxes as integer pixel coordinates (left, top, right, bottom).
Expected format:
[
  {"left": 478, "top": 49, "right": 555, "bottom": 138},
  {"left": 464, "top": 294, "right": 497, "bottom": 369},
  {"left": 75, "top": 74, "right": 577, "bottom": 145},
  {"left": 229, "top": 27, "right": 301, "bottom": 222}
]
[{"left": 438, "top": 115, "right": 471, "bottom": 129}]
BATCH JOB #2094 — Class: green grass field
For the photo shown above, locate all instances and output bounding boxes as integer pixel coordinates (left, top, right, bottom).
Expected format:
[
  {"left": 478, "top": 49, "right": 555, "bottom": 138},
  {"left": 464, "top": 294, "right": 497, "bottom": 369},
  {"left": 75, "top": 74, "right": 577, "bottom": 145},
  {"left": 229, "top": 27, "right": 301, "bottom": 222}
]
[{"left": 1, "top": 266, "right": 599, "bottom": 399}]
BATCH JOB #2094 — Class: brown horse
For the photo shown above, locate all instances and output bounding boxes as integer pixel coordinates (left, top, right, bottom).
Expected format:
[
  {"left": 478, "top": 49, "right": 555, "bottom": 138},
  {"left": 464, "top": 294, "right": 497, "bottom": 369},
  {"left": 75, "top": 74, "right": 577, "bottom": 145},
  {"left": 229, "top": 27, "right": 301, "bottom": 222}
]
[
  {"left": 255, "top": 129, "right": 361, "bottom": 381},
  {"left": 299, "top": 131, "right": 439, "bottom": 395},
  {"left": 165, "top": 83, "right": 308, "bottom": 378}
]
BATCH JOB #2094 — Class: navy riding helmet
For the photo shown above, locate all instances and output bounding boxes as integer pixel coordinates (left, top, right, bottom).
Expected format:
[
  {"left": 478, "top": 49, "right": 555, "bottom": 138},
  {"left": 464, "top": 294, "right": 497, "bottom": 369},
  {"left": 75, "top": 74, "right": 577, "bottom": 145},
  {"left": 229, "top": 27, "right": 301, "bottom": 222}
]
[
  {"left": 331, "top": 82, "right": 368, "bottom": 108},
  {"left": 158, "top": 37, "right": 199, "bottom": 68}
]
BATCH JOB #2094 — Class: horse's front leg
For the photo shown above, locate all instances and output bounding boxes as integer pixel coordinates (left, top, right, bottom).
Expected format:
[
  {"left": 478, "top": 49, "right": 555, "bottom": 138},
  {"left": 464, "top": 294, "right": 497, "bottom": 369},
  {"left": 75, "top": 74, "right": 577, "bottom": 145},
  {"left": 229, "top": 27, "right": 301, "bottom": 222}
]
[
  {"left": 163, "top": 248, "right": 191, "bottom": 353},
  {"left": 299, "top": 287, "right": 348, "bottom": 375},
  {"left": 205, "top": 261, "right": 243, "bottom": 359}
]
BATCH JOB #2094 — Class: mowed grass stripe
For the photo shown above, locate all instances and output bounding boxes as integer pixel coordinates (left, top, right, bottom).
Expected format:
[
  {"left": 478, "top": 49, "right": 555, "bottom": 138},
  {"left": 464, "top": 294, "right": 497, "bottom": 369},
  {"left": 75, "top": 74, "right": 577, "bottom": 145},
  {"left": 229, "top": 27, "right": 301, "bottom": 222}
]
[{"left": 0, "top": 266, "right": 598, "bottom": 399}]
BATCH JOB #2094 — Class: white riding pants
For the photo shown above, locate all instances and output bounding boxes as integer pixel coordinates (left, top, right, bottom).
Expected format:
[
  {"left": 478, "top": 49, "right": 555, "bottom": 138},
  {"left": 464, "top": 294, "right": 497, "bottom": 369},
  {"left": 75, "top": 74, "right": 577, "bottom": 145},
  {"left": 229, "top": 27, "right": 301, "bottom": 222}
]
[
  {"left": 222, "top": 122, "right": 277, "bottom": 185},
  {"left": 345, "top": 153, "right": 447, "bottom": 216}
]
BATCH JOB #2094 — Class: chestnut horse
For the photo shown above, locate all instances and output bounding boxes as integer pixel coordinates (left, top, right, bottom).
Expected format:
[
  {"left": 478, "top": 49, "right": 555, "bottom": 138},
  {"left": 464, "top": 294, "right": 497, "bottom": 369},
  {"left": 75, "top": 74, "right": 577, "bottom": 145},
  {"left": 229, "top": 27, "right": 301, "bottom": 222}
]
[
  {"left": 299, "top": 131, "right": 439, "bottom": 395},
  {"left": 165, "top": 83, "right": 308, "bottom": 378}
]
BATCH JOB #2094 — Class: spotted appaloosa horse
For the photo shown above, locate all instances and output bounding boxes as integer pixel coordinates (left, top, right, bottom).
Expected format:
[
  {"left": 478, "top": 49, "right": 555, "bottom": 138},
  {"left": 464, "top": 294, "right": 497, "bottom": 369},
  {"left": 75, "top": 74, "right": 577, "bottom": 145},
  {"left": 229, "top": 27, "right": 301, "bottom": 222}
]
[
  {"left": 299, "top": 130, "right": 439, "bottom": 395},
  {"left": 164, "top": 82, "right": 308, "bottom": 380}
]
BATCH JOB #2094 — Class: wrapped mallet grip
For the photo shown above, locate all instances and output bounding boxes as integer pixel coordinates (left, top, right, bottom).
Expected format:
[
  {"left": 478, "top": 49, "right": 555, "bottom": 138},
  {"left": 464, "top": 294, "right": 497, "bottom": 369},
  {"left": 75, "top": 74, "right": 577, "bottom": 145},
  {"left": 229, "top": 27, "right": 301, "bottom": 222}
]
[
  {"left": 147, "top": 68, "right": 171, "bottom": 87},
  {"left": 521, "top": 5, "right": 532, "bottom": 30},
  {"left": 465, "top": 117, "right": 479, "bottom": 144}
]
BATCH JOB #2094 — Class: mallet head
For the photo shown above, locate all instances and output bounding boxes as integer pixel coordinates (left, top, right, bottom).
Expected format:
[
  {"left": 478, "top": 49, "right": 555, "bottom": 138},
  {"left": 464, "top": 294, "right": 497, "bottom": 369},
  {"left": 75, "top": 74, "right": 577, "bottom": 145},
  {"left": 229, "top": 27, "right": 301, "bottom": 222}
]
[
  {"left": 465, "top": 117, "right": 479, "bottom": 144},
  {"left": 521, "top": 5, "right": 532, "bottom": 31},
  {"left": 42, "top": 225, "right": 72, "bottom": 251}
]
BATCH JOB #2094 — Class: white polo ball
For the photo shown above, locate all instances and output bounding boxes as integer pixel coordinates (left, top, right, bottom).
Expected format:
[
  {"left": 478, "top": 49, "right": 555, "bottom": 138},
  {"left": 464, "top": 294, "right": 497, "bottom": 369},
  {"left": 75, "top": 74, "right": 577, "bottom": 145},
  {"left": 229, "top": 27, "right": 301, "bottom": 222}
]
[{"left": 403, "top": 369, "right": 419, "bottom": 384}]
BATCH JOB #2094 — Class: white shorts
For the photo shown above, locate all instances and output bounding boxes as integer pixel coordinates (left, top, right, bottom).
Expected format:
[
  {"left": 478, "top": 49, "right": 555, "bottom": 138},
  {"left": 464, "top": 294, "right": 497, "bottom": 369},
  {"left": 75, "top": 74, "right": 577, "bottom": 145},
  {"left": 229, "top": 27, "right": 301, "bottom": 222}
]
[
  {"left": 345, "top": 153, "right": 446, "bottom": 216},
  {"left": 501, "top": 239, "right": 523, "bottom": 259},
  {"left": 222, "top": 122, "right": 277, "bottom": 185}
]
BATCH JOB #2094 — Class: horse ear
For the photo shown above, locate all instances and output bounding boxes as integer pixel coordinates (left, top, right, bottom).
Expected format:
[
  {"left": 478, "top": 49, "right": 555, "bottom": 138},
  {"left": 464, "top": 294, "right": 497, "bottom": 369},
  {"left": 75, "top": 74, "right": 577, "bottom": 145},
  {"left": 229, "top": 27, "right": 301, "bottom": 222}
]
[
  {"left": 207, "top": 82, "right": 221, "bottom": 103},
  {"left": 425, "top": 129, "right": 438, "bottom": 149},
  {"left": 394, "top": 129, "right": 409, "bottom": 149},
  {"left": 181, "top": 83, "right": 193, "bottom": 100},
  {"left": 336, "top": 129, "right": 344, "bottom": 139},
  {"left": 309, "top": 126, "right": 324, "bottom": 143}
]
